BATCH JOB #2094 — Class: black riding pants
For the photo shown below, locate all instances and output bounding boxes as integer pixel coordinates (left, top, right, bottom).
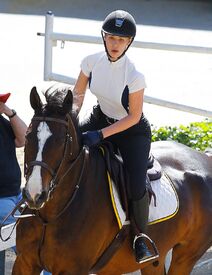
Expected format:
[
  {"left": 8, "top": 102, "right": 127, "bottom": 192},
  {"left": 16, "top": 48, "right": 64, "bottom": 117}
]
[{"left": 80, "top": 105, "right": 151, "bottom": 200}]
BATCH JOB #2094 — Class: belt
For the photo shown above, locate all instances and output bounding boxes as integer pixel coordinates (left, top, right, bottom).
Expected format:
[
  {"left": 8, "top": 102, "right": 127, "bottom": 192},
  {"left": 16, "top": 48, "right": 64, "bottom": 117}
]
[{"left": 105, "top": 115, "right": 118, "bottom": 125}]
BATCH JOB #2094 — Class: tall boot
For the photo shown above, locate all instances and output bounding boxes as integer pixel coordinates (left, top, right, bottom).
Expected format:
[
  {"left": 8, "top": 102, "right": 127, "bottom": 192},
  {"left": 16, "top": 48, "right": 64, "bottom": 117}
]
[{"left": 132, "top": 191, "right": 158, "bottom": 264}]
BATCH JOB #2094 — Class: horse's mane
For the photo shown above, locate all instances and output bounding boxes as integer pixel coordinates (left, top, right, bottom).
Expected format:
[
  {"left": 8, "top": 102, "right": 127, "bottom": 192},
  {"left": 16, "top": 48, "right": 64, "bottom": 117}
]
[
  {"left": 43, "top": 84, "right": 72, "bottom": 114},
  {"left": 41, "top": 84, "right": 80, "bottom": 135}
]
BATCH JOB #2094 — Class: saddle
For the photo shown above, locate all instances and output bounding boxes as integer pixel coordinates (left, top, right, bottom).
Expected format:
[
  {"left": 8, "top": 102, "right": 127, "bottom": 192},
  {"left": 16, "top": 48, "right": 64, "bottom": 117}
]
[
  {"left": 147, "top": 154, "right": 162, "bottom": 181},
  {"left": 99, "top": 141, "right": 162, "bottom": 210},
  {"left": 90, "top": 142, "right": 161, "bottom": 273}
]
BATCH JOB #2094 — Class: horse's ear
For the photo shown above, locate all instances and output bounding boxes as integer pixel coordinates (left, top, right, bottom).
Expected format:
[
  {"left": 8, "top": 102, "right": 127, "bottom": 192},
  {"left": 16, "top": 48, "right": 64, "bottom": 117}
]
[
  {"left": 30, "top": 87, "right": 42, "bottom": 111},
  {"left": 62, "top": 89, "right": 73, "bottom": 114}
]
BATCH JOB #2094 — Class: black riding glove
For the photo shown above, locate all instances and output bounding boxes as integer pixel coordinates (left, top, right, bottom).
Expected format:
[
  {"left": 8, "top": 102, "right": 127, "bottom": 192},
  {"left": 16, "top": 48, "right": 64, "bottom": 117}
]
[{"left": 82, "top": 130, "right": 103, "bottom": 147}]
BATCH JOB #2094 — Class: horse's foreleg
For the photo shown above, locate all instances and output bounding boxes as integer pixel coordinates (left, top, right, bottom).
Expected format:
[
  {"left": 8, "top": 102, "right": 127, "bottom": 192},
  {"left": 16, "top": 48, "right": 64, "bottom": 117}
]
[
  {"left": 167, "top": 240, "right": 210, "bottom": 275},
  {"left": 12, "top": 255, "right": 42, "bottom": 275},
  {"left": 140, "top": 266, "right": 166, "bottom": 275},
  {"left": 140, "top": 258, "right": 166, "bottom": 275}
]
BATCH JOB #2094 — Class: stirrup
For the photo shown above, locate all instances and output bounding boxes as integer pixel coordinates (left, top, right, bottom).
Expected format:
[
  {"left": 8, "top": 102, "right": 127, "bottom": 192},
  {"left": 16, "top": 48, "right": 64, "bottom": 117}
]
[{"left": 133, "top": 233, "right": 159, "bottom": 264}]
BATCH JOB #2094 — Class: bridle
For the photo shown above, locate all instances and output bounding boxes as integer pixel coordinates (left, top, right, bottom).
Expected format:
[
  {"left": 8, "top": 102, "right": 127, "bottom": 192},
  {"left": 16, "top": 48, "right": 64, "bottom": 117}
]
[
  {"left": 23, "top": 113, "right": 88, "bottom": 267},
  {"left": 24, "top": 114, "right": 78, "bottom": 195},
  {"left": 0, "top": 115, "right": 73, "bottom": 242}
]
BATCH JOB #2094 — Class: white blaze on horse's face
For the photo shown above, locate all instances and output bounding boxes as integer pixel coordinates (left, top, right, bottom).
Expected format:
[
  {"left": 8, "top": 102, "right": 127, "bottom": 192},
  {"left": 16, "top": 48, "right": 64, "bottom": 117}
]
[{"left": 27, "top": 122, "right": 52, "bottom": 200}]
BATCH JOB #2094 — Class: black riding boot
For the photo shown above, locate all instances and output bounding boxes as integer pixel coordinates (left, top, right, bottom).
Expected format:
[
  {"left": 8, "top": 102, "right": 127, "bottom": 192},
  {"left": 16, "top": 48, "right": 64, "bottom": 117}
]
[{"left": 132, "top": 191, "right": 157, "bottom": 264}]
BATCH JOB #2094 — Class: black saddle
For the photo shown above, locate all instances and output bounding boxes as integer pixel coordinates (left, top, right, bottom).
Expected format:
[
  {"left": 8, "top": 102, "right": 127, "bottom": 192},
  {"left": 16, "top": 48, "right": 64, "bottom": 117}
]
[
  {"left": 98, "top": 142, "right": 162, "bottom": 207},
  {"left": 147, "top": 154, "right": 162, "bottom": 181}
]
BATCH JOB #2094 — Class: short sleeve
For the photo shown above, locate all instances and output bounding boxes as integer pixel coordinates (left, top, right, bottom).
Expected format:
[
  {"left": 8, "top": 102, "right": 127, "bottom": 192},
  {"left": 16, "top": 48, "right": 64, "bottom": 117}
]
[
  {"left": 128, "top": 72, "right": 147, "bottom": 94},
  {"left": 80, "top": 52, "right": 103, "bottom": 78},
  {"left": 80, "top": 56, "right": 91, "bottom": 77}
]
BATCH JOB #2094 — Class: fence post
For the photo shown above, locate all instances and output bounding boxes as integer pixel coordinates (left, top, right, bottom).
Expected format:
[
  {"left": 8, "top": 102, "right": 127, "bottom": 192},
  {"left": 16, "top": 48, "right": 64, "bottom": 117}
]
[
  {"left": 44, "top": 11, "right": 54, "bottom": 81},
  {"left": 0, "top": 251, "right": 5, "bottom": 274}
]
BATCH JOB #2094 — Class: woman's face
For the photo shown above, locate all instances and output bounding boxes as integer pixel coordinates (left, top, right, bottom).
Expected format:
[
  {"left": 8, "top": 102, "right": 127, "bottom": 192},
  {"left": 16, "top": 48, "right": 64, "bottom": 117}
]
[{"left": 104, "top": 34, "right": 131, "bottom": 61}]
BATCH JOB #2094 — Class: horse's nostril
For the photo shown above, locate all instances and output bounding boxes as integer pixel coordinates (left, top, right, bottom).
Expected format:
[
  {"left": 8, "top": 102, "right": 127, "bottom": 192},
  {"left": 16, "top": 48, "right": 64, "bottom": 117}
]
[
  {"left": 40, "top": 191, "right": 48, "bottom": 201},
  {"left": 22, "top": 187, "right": 29, "bottom": 201},
  {"left": 22, "top": 187, "right": 48, "bottom": 209},
  {"left": 35, "top": 191, "right": 48, "bottom": 205}
]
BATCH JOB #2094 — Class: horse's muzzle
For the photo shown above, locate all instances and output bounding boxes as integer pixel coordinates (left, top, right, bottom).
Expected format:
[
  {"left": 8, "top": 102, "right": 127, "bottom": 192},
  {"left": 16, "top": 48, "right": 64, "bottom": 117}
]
[{"left": 22, "top": 187, "right": 48, "bottom": 209}]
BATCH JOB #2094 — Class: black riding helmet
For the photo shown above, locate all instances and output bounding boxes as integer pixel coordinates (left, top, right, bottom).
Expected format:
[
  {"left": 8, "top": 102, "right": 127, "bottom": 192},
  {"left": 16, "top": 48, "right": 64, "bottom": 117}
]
[{"left": 101, "top": 10, "right": 136, "bottom": 61}]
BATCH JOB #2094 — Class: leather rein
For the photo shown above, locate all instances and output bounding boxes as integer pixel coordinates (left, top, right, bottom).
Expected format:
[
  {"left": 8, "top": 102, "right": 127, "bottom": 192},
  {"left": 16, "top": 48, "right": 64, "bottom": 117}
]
[
  {"left": 23, "top": 114, "right": 88, "bottom": 268},
  {"left": 0, "top": 114, "right": 87, "bottom": 242},
  {"left": 25, "top": 114, "right": 87, "bottom": 218}
]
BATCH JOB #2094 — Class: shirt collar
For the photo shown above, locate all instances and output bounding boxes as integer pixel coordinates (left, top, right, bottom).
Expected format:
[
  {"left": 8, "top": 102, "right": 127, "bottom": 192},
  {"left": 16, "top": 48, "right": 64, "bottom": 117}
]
[{"left": 105, "top": 53, "right": 126, "bottom": 67}]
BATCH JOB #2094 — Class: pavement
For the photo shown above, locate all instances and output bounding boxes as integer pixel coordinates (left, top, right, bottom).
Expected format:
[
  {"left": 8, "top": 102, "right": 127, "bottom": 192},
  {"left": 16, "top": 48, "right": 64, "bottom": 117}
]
[{"left": 0, "top": 0, "right": 212, "bottom": 274}]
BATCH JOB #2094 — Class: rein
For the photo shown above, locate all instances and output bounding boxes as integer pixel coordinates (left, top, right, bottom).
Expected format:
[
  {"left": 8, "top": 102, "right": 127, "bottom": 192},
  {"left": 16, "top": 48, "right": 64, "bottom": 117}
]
[
  {"left": 0, "top": 115, "right": 69, "bottom": 243},
  {"left": 0, "top": 198, "right": 28, "bottom": 242},
  {"left": 37, "top": 147, "right": 87, "bottom": 224},
  {"left": 25, "top": 114, "right": 86, "bottom": 218},
  {"left": 23, "top": 114, "right": 88, "bottom": 268},
  {"left": 35, "top": 147, "right": 88, "bottom": 269}
]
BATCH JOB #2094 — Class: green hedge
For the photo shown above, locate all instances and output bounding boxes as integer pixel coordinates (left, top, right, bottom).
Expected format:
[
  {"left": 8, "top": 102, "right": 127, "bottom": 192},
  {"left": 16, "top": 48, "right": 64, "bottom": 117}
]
[{"left": 151, "top": 120, "right": 212, "bottom": 151}]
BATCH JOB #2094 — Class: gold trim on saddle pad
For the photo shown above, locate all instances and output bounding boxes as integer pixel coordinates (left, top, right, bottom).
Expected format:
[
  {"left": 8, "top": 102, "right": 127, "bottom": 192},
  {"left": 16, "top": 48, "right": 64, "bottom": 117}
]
[
  {"left": 100, "top": 147, "right": 126, "bottom": 229},
  {"left": 107, "top": 171, "right": 125, "bottom": 229},
  {"left": 148, "top": 173, "right": 179, "bottom": 225},
  {"left": 100, "top": 147, "right": 179, "bottom": 229}
]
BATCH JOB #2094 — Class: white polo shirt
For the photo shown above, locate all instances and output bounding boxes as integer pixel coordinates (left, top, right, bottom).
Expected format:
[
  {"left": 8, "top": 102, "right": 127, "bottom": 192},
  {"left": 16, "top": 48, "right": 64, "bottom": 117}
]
[{"left": 81, "top": 51, "right": 146, "bottom": 120}]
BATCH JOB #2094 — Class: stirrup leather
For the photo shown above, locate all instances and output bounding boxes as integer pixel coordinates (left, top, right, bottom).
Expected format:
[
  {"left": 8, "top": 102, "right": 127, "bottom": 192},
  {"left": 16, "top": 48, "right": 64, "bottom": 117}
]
[{"left": 133, "top": 233, "right": 159, "bottom": 263}]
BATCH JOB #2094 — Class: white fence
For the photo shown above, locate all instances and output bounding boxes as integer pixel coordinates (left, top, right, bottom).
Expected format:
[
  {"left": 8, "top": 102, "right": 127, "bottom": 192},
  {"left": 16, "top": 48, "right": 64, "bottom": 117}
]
[
  {"left": 0, "top": 223, "right": 16, "bottom": 274},
  {"left": 0, "top": 224, "right": 16, "bottom": 252},
  {"left": 38, "top": 11, "right": 212, "bottom": 118}
]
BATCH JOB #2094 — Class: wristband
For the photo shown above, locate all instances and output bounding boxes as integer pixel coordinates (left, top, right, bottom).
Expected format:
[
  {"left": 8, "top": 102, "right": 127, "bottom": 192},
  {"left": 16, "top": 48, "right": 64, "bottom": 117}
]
[{"left": 8, "top": 109, "right": 17, "bottom": 119}]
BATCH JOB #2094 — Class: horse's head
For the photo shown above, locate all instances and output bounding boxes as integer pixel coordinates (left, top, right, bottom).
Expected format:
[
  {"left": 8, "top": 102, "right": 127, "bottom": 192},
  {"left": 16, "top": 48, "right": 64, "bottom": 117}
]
[{"left": 23, "top": 85, "right": 81, "bottom": 209}]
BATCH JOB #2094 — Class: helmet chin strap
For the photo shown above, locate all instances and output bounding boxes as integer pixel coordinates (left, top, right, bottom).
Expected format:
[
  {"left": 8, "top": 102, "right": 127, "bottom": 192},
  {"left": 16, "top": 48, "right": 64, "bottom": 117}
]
[{"left": 101, "top": 31, "right": 134, "bottom": 62}]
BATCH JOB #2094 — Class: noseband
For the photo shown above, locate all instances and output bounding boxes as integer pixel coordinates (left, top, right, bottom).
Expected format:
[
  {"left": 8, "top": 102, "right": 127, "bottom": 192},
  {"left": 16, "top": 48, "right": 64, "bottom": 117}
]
[{"left": 24, "top": 115, "right": 73, "bottom": 192}]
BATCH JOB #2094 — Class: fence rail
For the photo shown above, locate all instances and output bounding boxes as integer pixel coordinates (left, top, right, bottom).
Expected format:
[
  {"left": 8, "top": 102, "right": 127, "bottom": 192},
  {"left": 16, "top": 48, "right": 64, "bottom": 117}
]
[
  {"left": 0, "top": 223, "right": 16, "bottom": 252},
  {"left": 0, "top": 223, "right": 16, "bottom": 274},
  {"left": 38, "top": 11, "right": 212, "bottom": 118},
  {"left": 38, "top": 31, "right": 212, "bottom": 54}
]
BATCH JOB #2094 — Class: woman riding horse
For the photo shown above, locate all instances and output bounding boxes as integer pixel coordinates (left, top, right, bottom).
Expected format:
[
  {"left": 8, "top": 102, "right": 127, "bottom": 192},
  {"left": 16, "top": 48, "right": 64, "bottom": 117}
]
[
  {"left": 12, "top": 85, "right": 212, "bottom": 275},
  {"left": 73, "top": 10, "right": 155, "bottom": 264}
]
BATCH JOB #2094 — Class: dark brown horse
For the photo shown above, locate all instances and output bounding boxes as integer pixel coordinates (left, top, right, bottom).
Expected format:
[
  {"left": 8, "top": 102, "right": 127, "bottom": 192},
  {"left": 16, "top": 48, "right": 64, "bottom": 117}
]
[{"left": 13, "top": 86, "right": 212, "bottom": 275}]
